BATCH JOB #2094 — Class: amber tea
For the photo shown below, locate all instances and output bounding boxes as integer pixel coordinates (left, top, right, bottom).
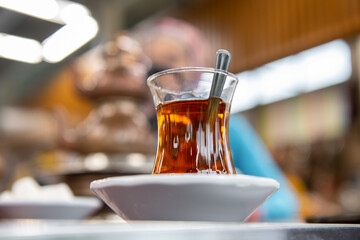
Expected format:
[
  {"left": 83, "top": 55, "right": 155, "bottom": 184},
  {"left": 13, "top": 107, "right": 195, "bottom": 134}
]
[
  {"left": 147, "top": 67, "right": 238, "bottom": 174},
  {"left": 153, "top": 97, "right": 235, "bottom": 174}
]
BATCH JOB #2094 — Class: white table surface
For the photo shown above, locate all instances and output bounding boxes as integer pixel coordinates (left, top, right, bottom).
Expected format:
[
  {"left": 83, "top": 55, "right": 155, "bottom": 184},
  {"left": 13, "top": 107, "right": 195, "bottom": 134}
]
[{"left": 0, "top": 220, "right": 358, "bottom": 240}]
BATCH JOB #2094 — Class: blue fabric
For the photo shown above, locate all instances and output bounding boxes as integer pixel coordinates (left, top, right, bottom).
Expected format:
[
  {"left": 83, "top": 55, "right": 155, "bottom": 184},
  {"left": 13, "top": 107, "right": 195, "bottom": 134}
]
[{"left": 229, "top": 114, "right": 299, "bottom": 221}]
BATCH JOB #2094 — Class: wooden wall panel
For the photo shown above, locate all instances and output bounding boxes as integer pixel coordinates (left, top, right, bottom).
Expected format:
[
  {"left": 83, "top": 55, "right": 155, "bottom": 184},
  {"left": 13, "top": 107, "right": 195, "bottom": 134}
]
[{"left": 174, "top": 0, "right": 360, "bottom": 72}]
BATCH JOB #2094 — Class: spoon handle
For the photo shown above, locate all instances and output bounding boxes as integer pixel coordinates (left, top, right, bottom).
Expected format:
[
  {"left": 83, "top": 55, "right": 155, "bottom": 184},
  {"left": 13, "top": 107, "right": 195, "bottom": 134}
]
[{"left": 209, "top": 49, "right": 231, "bottom": 98}]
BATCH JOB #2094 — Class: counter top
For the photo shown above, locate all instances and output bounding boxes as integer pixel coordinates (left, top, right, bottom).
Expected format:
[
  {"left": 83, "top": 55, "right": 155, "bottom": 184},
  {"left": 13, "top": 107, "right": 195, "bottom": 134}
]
[{"left": 0, "top": 221, "right": 359, "bottom": 240}]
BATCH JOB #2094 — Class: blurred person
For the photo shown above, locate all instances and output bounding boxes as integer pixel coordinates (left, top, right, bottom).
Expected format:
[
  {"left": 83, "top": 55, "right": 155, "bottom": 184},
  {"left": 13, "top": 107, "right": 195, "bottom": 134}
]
[{"left": 132, "top": 17, "right": 299, "bottom": 221}]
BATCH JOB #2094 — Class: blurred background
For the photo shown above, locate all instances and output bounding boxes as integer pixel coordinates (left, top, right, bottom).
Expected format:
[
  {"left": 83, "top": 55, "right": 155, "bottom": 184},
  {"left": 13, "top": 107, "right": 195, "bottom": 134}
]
[{"left": 1, "top": 0, "right": 360, "bottom": 222}]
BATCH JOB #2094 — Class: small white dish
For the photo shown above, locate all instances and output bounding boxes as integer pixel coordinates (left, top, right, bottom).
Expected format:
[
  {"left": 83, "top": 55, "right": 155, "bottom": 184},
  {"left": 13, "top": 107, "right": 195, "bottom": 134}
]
[
  {"left": 90, "top": 174, "right": 279, "bottom": 222},
  {"left": 0, "top": 197, "right": 102, "bottom": 219}
]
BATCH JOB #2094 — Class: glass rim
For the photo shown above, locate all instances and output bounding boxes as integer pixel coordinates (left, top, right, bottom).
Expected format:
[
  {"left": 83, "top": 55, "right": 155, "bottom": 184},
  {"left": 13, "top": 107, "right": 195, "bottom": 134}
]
[{"left": 147, "top": 67, "right": 239, "bottom": 85}]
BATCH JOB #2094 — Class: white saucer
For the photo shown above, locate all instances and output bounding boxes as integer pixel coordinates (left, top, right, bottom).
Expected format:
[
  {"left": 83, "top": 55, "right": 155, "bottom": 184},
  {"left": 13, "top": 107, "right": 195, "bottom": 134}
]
[
  {"left": 0, "top": 197, "right": 102, "bottom": 219},
  {"left": 90, "top": 174, "right": 279, "bottom": 222}
]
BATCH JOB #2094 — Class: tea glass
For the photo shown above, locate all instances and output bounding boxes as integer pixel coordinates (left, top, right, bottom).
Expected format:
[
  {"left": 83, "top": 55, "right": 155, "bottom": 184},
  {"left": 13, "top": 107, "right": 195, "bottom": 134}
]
[{"left": 147, "top": 67, "right": 238, "bottom": 174}]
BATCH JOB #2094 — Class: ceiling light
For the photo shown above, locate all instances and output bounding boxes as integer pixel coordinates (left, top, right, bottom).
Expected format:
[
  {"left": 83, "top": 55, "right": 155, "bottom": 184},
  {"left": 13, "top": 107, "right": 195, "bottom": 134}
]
[
  {"left": 0, "top": 0, "right": 98, "bottom": 63},
  {"left": 0, "top": 33, "right": 42, "bottom": 63},
  {"left": 0, "top": 0, "right": 59, "bottom": 21},
  {"left": 42, "top": 16, "right": 98, "bottom": 63},
  {"left": 59, "top": 2, "right": 90, "bottom": 24}
]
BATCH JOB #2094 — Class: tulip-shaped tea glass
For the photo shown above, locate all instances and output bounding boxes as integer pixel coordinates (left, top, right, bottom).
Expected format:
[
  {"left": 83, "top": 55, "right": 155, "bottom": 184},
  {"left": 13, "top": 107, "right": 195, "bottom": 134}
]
[{"left": 147, "top": 67, "right": 239, "bottom": 174}]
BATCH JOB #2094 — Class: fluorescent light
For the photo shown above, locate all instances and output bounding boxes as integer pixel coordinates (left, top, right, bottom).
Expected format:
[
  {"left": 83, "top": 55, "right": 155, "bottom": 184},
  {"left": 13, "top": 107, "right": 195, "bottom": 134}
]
[
  {"left": 0, "top": 33, "right": 42, "bottom": 63},
  {"left": 231, "top": 40, "right": 352, "bottom": 113},
  {"left": 59, "top": 2, "right": 90, "bottom": 24},
  {"left": 42, "top": 16, "right": 98, "bottom": 63},
  {"left": 0, "top": 0, "right": 59, "bottom": 20},
  {"left": 0, "top": 0, "right": 98, "bottom": 63}
]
